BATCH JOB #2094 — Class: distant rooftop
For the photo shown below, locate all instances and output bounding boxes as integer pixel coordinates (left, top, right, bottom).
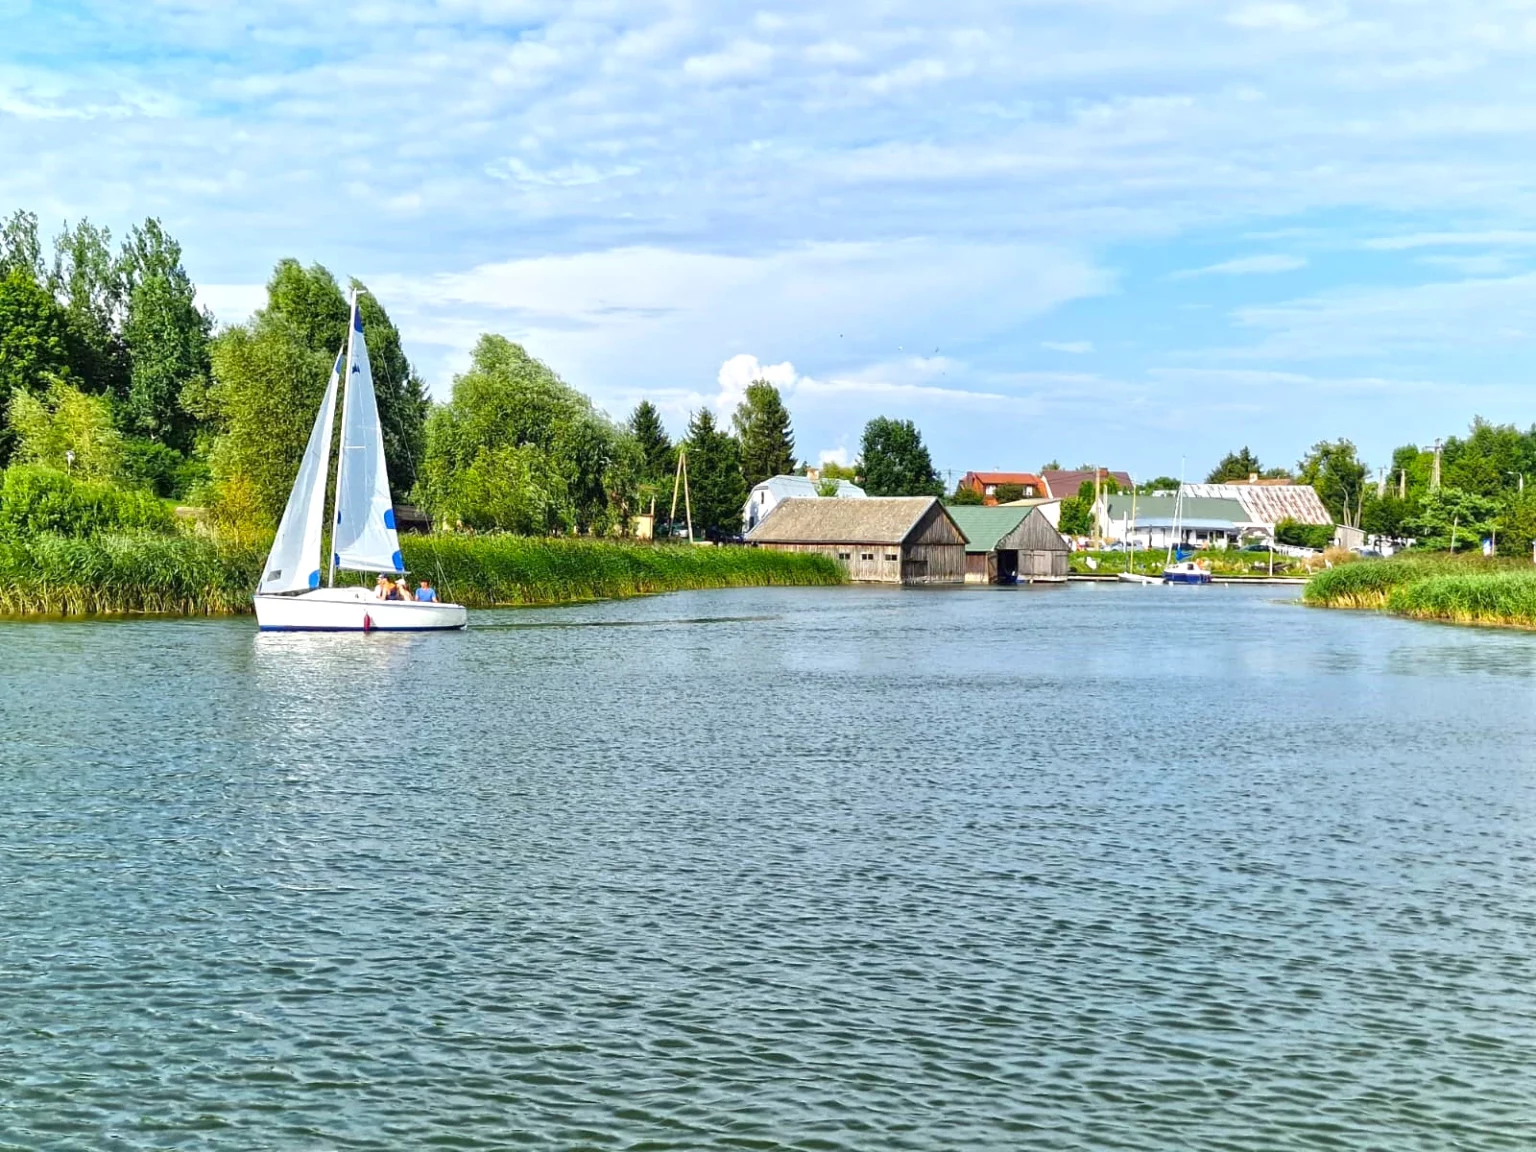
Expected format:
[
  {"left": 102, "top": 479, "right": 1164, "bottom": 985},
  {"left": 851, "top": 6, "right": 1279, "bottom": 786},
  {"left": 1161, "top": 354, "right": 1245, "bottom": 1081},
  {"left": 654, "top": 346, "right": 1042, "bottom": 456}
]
[{"left": 1043, "top": 469, "right": 1134, "bottom": 498}]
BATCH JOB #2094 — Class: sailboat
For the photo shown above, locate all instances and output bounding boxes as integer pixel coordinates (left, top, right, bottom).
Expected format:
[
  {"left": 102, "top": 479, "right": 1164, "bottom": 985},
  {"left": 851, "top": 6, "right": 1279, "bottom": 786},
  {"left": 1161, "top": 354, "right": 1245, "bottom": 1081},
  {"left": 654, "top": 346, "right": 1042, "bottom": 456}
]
[
  {"left": 1117, "top": 482, "right": 1160, "bottom": 584},
  {"left": 252, "top": 292, "right": 467, "bottom": 632},
  {"left": 1161, "top": 482, "right": 1211, "bottom": 585}
]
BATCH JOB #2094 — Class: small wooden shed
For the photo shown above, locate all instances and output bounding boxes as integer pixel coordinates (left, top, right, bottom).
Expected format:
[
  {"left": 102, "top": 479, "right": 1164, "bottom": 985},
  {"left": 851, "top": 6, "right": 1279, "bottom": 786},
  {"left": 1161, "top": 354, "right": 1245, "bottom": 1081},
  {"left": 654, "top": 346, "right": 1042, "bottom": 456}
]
[
  {"left": 946, "top": 504, "right": 1070, "bottom": 584},
  {"left": 746, "top": 497, "right": 967, "bottom": 584}
]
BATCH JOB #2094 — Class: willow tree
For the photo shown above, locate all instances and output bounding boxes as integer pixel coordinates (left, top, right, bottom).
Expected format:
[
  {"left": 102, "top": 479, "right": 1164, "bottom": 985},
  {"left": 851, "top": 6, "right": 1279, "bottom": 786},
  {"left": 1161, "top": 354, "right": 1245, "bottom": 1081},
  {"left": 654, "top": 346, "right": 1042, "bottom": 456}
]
[{"left": 416, "top": 335, "right": 629, "bottom": 534}]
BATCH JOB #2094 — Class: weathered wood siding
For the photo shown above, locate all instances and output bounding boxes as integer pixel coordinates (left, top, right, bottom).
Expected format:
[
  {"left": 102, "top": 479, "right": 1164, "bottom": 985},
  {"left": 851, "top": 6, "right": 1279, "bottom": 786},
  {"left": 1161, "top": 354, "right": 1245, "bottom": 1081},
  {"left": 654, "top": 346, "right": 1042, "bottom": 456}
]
[
  {"left": 1020, "top": 549, "right": 1069, "bottom": 581},
  {"left": 754, "top": 541, "right": 904, "bottom": 583}
]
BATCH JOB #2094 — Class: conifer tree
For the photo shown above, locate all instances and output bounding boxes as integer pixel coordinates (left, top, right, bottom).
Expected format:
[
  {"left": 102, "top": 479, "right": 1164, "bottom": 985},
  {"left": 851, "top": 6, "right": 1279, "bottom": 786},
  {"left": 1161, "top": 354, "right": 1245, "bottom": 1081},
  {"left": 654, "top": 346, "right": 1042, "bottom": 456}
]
[{"left": 732, "top": 379, "right": 795, "bottom": 487}]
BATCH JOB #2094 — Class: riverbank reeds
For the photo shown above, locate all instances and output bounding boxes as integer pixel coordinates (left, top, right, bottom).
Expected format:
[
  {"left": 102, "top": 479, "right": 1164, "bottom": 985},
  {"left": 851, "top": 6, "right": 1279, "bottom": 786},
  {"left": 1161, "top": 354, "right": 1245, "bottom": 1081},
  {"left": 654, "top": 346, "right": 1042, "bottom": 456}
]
[
  {"left": 1305, "top": 554, "right": 1536, "bottom": 628},
  {"left": 0, "top": 533, "right": 843, "bottom": 617}
]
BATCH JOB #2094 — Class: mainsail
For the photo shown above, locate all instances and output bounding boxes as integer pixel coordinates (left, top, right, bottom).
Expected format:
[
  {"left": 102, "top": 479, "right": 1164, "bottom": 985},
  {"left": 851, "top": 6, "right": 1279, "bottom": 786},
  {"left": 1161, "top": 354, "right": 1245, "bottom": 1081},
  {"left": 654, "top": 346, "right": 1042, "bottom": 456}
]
[
  {"left": 257, "top": 351, "right": 342, "bottom": 594},
  {"left": 332, "top": 295, "right": 404, "bottom": 575}
]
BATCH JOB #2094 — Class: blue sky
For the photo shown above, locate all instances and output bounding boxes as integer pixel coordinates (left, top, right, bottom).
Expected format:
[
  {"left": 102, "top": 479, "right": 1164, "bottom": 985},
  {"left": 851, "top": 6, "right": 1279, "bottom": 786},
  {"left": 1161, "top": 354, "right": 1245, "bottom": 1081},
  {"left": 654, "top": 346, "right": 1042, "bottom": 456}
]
[{"left": 5, "top": 0, "right": 1536, "bottom": 483}]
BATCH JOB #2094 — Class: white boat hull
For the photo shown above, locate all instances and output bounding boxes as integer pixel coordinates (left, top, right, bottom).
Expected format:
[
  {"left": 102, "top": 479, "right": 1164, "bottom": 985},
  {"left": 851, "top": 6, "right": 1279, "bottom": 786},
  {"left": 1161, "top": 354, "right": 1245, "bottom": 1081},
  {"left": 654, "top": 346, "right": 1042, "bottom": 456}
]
[
  {"left": 254, "top": 587, "right": 468, "bottom": 632},
  {"left": 1117, "top": 572, "right": 1161, "bottom": 585}
]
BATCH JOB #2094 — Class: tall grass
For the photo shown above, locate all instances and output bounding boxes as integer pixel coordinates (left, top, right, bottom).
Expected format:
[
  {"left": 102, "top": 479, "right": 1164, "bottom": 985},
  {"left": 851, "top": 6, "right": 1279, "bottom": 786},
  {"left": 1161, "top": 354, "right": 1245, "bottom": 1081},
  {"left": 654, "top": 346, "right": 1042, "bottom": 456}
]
[
  {"left": 402, "top": 536, "right": 843, "bottom": 608},
  {"left": 0, "top": 533, "right": 842, "bottom": 617},
  {"left": 1386, "top": 571, "right": 1536, "bottom": 628},
  {"left": 0, "top": 533, "right": 264, "bottom": 616},
  {"left": 1305, "top": 553, "right": 1536, "bottom": 628}
]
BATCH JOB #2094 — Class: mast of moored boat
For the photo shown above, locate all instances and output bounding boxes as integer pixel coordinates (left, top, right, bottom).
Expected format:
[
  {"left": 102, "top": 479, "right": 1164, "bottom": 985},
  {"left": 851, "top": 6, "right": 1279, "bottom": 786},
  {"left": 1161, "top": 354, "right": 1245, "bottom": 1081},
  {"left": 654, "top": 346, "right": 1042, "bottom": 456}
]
[{"left": 329, "top": 287, "right": 359, "bottom": 587}]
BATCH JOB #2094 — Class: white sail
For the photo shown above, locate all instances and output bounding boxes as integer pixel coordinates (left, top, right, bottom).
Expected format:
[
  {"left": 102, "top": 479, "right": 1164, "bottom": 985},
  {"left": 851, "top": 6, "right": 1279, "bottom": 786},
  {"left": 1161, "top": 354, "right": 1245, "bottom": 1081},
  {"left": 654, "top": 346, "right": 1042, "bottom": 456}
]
[
  {"left": 257, "top": 351, "right": 342, "bottom": 594},
  {"left": 333, "top": 295, "right": 404, "bottom": 574}
]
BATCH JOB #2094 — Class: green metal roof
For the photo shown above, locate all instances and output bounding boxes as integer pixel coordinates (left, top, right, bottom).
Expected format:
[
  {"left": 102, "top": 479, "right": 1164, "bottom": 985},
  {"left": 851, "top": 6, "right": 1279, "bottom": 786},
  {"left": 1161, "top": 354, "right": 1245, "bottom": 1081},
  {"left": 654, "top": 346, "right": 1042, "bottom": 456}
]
[
  {"left": 1103, "top": 494, "right": 1252, "bottom": 524},
  {"left": 944, "top": 505, "right": 1033, "bottom": 552}
]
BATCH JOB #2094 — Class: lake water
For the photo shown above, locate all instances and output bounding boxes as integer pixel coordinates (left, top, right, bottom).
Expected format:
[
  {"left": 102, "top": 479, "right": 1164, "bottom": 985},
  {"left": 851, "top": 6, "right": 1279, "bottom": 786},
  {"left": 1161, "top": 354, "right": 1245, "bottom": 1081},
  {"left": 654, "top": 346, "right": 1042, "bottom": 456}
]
[{"left": 4, "top": 583, "right": 1536, "bottom": 1150}]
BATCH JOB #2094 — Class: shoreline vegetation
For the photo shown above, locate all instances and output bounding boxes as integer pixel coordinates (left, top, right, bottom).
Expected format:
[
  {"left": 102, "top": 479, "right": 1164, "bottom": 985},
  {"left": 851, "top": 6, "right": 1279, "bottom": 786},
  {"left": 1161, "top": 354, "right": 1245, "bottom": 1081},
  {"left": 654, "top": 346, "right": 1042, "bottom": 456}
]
[
  {"left": 0, "top": 534, "right": 843, "bottom": 618},
  {"left": 1304, "top": 555, "right": 1536, "bottom": 629}
]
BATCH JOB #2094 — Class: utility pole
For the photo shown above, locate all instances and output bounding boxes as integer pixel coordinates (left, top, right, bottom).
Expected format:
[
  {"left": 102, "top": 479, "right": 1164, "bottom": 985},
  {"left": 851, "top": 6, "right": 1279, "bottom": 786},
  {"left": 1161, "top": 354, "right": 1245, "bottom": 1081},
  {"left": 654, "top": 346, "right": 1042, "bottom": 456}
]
[
  {"left": 669, "top": 447, "right": 694, "bottom": 543},
  {"left": 1431, "top": 440, "right": 1443, "bottom": 491}
]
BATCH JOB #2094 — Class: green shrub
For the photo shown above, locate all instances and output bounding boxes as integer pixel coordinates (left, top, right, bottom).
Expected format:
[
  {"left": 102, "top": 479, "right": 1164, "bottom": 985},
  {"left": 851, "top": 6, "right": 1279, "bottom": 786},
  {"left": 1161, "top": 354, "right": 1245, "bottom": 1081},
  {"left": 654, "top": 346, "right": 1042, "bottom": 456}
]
[
  {"left": 120, "top": 438, "right": 201, "bottom": 499},
  {"left": 0, "top": 466, "right": 175, "bottom": 540}
]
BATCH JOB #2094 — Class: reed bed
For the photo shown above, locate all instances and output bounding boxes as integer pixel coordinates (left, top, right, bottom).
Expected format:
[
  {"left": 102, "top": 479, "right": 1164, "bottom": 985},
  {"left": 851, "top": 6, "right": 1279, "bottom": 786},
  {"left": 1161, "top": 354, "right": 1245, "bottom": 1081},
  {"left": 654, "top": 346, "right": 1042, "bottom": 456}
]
[
  {"left": 0, "top": 533, "right": 264, "bottom": 616},
  {"left": 1385, "top": 571, "right": 1536, "bottom": 629},
  {"left": 1305, "top": 554, "right": 1536, "bottom": 628},
  {"left": 0, "top": 533, "right": 842, "bottom": 617},
  {"left": 402, "top": 535, "right": 843, "bottom": 608}
]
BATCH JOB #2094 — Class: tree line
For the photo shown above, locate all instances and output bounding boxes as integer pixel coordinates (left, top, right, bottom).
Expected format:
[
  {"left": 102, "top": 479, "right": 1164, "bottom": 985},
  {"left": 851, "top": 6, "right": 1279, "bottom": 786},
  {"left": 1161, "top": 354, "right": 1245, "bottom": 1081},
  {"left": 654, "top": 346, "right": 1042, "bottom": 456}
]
[{"left": 0, "top": 207, "right": 953, "bottom": 543}]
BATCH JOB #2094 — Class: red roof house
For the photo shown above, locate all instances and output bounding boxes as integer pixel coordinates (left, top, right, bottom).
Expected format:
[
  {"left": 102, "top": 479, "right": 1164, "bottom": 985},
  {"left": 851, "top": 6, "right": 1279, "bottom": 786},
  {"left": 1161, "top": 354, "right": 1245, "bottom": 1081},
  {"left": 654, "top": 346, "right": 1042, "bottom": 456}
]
[
  {"left": 959, "top": 471, "right": 1045, "bottom": 506},
  {"left": 1041, "top": 469, "right": 1134, "bottom": 500}
]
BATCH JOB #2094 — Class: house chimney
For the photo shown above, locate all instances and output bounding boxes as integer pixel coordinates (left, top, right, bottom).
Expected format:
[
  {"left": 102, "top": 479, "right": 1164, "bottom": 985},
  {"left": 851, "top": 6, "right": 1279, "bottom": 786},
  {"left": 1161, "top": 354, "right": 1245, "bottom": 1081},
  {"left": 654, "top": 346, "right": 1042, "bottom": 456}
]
[
  {"left": 1248, "top": 472, "right": 1258, "bottom": 484},
  {"left": 807, "top": 467, "right": 820, "bottom": 482}
]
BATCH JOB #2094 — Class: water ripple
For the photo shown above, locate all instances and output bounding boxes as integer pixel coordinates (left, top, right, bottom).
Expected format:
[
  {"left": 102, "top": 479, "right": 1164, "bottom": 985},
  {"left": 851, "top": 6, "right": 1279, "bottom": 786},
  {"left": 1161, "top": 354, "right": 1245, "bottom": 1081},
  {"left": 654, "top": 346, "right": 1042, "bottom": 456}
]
[{"left": 2, "top": 586, "right": 1536, "bottom": 1148}]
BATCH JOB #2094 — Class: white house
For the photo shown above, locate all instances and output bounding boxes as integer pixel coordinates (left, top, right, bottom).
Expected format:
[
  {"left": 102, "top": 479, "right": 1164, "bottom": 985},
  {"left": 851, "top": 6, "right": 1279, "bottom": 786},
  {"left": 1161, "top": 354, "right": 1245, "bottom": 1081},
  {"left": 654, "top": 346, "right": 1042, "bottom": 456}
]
[{"left": 743, "top": 474, "right": 867, "bottom": 533}]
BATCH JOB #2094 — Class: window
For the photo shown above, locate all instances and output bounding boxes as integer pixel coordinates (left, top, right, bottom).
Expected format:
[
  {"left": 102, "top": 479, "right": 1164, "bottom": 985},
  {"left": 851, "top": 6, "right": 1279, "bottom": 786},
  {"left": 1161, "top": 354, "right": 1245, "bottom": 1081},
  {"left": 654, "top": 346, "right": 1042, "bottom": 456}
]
[
  {"left": 885, "top": 553, "right": 898, "bottom": 561},
  {"left": 837, "top": 551, "right": 851, "bottom": 560},
  {"left": 860, "top": 552, "right": 874, "bottom": 561}
]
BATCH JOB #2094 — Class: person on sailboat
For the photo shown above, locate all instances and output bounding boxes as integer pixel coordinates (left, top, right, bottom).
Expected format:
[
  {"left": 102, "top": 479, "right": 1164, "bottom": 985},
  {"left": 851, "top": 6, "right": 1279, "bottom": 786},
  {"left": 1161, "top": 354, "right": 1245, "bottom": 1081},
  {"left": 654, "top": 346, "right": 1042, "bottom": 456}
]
[
  {"left": 375, "top": 573, "right": 395, "bottom": 600},
  {"left": 416, "top": 580, "right": 437, "bottom": 603},
  {"left": 393, "top": 576, "right": 413, "bottom": 601}
]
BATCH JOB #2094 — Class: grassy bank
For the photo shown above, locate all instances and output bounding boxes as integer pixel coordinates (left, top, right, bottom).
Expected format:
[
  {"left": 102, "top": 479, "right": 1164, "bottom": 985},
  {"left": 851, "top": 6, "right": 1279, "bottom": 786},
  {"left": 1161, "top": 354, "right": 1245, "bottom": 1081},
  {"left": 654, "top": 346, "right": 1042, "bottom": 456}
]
[
  {"left": 1305, "top": 555, "right": 1536, "bottom": 628},
  {"left": 0, "top": 533, "right": 843, "bottom": 618}
]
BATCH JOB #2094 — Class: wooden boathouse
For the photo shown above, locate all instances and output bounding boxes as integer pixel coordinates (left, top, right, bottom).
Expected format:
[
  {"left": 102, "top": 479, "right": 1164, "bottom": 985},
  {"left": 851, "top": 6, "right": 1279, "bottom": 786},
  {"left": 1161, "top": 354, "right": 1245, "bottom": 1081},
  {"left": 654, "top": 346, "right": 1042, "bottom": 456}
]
[
  {"left": 946, "top": 504, "right": 1070, "bottom": 584},
  {"left": 745, "top": 497, "right": 967, "bottom": 584}
]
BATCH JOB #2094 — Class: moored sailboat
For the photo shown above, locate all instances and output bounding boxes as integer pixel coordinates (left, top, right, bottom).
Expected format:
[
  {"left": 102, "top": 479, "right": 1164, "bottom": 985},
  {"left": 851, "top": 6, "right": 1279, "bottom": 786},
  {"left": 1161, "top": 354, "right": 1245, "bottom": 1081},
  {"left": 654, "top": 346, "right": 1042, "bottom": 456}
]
[{"left": 252, "top": 292, "right": 466, "bottom": 632}]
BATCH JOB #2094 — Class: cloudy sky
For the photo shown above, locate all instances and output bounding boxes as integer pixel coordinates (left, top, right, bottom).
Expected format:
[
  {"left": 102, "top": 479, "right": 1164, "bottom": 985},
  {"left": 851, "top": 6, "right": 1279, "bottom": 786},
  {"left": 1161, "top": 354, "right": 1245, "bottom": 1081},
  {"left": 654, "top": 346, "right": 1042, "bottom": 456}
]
[{"left": 5, "top": 0, "right": 1536, "bottom": 481}]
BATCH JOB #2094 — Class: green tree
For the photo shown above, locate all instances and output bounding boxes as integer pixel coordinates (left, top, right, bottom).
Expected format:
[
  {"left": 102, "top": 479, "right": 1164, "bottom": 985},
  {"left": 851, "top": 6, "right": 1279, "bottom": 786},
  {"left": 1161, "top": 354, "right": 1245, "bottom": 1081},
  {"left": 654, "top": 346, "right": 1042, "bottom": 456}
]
[
  {"left": 0, "top": 268, "right": 76, "bottom": 463},
  {"left": 0, "top": 210, "right": 44, "bottom": 281},
  {"left": 1141, "top": 475, "right": 1180, "bottom": 494},
  {"left": 207, "top": 315, "right": 333, "bottom": 528},
  {"left": 818, "top": 459, "right": 857, "bottom": 482},
  {"left": 1498, "top": 490, "right": 1536, "bottom": 557},
  {"left": 858, "top": 416, "right": 941, "bottom": 497},
  {"left": 52, "top": 219, "right": 127, "bottom": 397},
  {"left": 1441, "top": 418, "right": 1536, "bottom": 498},
  {"left": 948, "top": 482, "right": 984, "bottom": 506},
  {"left": 1405, "top": 487, "right": 1500, "bottom": 551},
  {"left": 684, "top": 407, "right": 747, "bottom": 537},
  {"left": 629, "top": 399, "right": 673, "bottom": 484},
  {"left": 1207, "top": 446, "right": 1263, "bottom": 483},
  {"left": 259, "top": 260, "right": 427, "bottom": 496},
  {"left": 1297, "top": 439, "right": 1367, "bottom": 525},
  {"left": 415, "top": 335, "right": 622, "bottom": 534},
  {"left": 121, "top": 267, "right": 210, "bottom": 449},
  {"left": 8, "top": 379, "right": 123, "bottom": 480},
  {"left": 732, "top": 379, "right": 795, "bottom": 487}
]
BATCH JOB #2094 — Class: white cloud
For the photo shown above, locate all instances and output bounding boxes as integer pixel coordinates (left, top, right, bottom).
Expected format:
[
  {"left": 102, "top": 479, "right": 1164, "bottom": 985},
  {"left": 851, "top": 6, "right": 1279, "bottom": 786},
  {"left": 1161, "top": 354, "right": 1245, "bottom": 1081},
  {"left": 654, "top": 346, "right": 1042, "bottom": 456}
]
[
  {"left": 1226, "top": 3, "right": 1339, "bottom": 32},
  {"left": 714, "top": 353, "right": 797, "bottom": 418},
  {"left": 1171, "top": 254, "right": 1309, "bottom": 279},
  {"left": 683, "top": 40, "right": 774, "bottom": 82},
  {"left": 1042, "top": 340, "right": 1095, "bottom": 354},
  {"left": 817, "top": 446, "right": 851, "bottom": 467}
]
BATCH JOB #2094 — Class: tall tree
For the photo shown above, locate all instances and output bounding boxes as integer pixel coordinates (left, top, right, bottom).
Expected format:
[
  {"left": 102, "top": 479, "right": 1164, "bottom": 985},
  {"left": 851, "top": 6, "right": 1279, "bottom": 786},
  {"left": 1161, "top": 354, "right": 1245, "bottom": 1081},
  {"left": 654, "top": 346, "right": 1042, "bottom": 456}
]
[
  {"left": 630, "top": 399, "right": 673, "bottom": 484},
  {"left": 1206, "top": 446, "right": 1262, "bottom": 483},
  {"left": 684, "top": 407, "right": 747, "bottom": 538},
  {"left": 114, "top": 222, "right": 211, "bottom": 451},
  {"left": 0, "top": 210, "right": 44, "bottom": 282},
  {"left": 259, "top": 260, "right": 427, "bottom": 496},
  {"left": 415, "top": 335, "right": 623, "bottom": 534},
  {"left": 1297, "top": 439, "right": 1367, "bottom": 525},
  {"left": 858, "top": 416, "right": 941, "bottom": 497},
  {"left": 732, "top": 379, "right": 795, "bottom": 487},
  {"left": 206, "top": 314, "right": 333, "bottom": 528},
  {"left": 0, "top": 269, "right": 75, "bottom": 464},
  {"left": 52, "top": 219, "right": 127, "bottom": 397}
]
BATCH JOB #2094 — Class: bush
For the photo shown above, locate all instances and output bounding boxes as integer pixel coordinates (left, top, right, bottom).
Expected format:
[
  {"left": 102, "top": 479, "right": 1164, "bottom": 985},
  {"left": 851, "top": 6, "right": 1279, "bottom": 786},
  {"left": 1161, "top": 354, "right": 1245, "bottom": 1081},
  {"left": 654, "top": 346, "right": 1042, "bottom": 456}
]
[
  {"left": 121, "top": 437, "right": 197, "bottom": 498},
  {"left": 0, "top": 466, "right": 175, "bottom": 540},
  {"left": 1276, "top": 518, "right": 1334, "bottom": 550}
]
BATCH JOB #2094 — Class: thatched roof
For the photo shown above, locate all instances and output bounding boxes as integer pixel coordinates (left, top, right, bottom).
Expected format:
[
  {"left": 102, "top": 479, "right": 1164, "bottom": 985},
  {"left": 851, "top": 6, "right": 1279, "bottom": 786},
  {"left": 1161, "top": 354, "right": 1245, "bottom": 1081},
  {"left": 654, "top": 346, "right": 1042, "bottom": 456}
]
[{"left": 747, "top": 497, "right": 955, "bottom": 545}]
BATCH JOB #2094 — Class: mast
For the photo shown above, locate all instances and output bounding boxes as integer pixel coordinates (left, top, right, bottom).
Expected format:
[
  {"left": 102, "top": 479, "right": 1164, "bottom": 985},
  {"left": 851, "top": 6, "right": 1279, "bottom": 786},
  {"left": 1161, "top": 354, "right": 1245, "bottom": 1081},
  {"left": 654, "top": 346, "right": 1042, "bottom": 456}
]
[{"left": 329, "top": 287, "right": 358, "bottom": 587}]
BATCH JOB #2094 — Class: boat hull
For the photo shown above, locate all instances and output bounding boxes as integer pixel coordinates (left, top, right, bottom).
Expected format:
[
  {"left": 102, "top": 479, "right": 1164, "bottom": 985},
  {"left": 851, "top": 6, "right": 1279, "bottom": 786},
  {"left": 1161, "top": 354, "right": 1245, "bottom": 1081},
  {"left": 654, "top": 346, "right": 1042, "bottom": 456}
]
[
  {"left": 254, "top": 587, "right": 468, "bottom": 631},
  {"left": 1162, "top": 569, "right": 1212, "bottom": 585}
]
